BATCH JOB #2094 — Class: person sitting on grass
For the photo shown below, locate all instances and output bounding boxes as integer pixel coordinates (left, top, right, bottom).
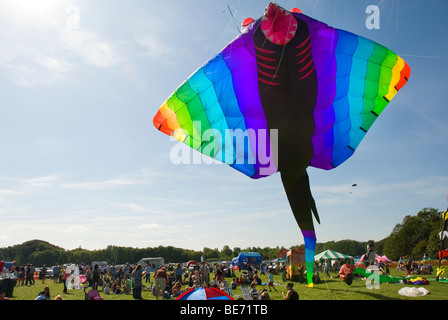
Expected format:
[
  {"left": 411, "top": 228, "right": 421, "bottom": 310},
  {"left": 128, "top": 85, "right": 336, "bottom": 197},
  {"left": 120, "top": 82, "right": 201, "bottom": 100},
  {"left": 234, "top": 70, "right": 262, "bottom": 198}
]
[
  {"left": 253, "top": 271, "right": 262, "bottom": 285},
  {"left": 112, "top": 279, "right": 122, "bottom": 294},
  {"left": 259, "top": 290, "right": 270, "bottom": 300},
  {"left": 231, "top": 277, "right": 238, "bottom": 290},
  {"left": 239, "top": 271, "right": 250, "bottom": 285},
  {"left": 211, "top": 275, "right": 218, "bottom": 288},
  {"left": 192, "top": 279, "right": 201, "bottom": 289},
  {"left": 104, "top": 284, "right": 110, "bottom": 295},
  {"left": 122, "top": 276, "right": 131, "bottom": 294},
  {"left": 35, "top": 285, "right": 51, "bottom": 300},
  {"left": 103, "top": 274, "right": 111, "bottom": 287},
  {"left": 171, "top": 281, "right": 183, "bottom": 298},
  {"left": 0, "top": 291, "right": 9, "bottom": 300},
  {"left": 250, "top": 281, "right": 258, "bottom": 299},
  {"left": 282, "top": 282, "right": 299, "bottom": 300},
  {"left": 219, "top": 277, "right": 229, "bottom": 291}
]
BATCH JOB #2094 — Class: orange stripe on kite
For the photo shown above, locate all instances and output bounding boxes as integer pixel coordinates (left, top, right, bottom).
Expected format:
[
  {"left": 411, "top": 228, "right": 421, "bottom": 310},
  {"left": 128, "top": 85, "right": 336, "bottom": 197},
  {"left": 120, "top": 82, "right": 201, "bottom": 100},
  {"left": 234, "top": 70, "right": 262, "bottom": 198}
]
[{"left": 395, "top": 62, "right": 411, "bottom": 90}]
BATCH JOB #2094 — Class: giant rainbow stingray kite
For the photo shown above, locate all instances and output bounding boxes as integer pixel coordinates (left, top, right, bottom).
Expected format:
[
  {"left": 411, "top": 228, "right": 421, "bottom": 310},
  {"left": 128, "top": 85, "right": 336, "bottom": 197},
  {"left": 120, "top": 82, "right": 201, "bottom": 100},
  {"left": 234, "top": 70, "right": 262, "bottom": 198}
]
[{"left": 153, "top": 3, "right": 410, "bottom": 286}]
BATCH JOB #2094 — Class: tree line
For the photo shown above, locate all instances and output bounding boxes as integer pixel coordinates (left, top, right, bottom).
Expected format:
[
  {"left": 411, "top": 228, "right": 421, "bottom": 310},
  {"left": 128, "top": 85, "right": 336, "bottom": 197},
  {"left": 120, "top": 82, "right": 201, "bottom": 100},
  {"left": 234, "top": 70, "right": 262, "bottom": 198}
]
[{"left": 0, "top": 207, "right": 445, "bottom": 266}]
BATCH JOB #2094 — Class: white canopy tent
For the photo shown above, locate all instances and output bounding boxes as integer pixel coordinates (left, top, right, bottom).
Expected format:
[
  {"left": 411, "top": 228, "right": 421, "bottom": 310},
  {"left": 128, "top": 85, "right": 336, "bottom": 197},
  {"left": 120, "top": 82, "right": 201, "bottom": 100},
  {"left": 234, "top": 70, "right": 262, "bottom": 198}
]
[{"left": 315, "top": 249, "right": 353, "bottom": 262}]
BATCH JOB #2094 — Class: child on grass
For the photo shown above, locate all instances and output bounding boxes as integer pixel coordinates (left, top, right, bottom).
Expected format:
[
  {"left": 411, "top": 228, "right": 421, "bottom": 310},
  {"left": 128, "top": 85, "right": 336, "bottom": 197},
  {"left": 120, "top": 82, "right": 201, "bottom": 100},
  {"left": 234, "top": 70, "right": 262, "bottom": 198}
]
[{"left": 267, "top": 270, "right": 277, "bottom": 292}]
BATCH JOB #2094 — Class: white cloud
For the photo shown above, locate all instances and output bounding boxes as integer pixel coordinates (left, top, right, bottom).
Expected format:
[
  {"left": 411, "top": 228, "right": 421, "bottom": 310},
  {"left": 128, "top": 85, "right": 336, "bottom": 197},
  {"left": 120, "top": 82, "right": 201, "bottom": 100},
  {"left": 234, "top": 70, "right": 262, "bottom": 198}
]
[
  {"left": 59, "top": 28, "right": 121, "bottom": 68},
  {"left": 65, "top": 225, "right": 89, "bottom": 233},
  {"left": 0, "top": 1, "right": 123, "bottom": 86},
  {"left": 0, "top": 0, "right": 71, "bottom": 27},
  {"left": 61, "top": 171, "right": 157, "bottom": 191},
  {"left": 138, "top": 223, "right": 160, "bottom": 230},
  {"left": 125, "top": 203, "right": 154, "bottom": 214},
  {"left": 62, "top": 178, "right": 144, "bottom": 190},
  {"left": 0, "top": 45, "right": 75, "bottom": 87},
  {"left": 38, "top": 56, "right": 74, "bottom": 73},
  {"left": 131, "top": 18, "right": 173, "bottom": 57},
  {"left": 0, "top": 175, "right": 59, "bottom": 199}
]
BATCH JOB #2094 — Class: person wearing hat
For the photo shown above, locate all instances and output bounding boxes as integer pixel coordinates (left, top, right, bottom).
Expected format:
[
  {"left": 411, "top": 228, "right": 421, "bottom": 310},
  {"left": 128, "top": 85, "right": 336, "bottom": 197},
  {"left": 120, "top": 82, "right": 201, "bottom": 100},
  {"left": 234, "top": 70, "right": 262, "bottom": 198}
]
[{"left": 153, "top": 267, "right": 167, "bottom": 300}]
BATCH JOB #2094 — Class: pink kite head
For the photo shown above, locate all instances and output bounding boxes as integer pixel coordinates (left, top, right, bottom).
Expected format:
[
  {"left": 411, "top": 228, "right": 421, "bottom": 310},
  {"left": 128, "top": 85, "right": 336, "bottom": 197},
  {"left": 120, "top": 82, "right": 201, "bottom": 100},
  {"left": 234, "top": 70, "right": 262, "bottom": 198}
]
[{"left": 261, "top": 2, "right": 297, "bottom": 46}]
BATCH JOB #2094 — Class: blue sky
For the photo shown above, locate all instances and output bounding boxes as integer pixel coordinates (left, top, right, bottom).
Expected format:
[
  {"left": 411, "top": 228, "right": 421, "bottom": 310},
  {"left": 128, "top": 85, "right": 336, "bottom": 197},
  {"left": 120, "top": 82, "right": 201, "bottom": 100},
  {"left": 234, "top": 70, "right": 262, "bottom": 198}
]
[{"left": 0, "top": 0, "right": 447, "bottom": 252}]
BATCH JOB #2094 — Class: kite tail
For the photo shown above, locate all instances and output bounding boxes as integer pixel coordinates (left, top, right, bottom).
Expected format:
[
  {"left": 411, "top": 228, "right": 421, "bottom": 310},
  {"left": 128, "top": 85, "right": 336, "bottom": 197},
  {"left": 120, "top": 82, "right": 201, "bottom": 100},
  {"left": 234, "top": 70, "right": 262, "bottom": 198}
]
[
  {"left": 302, "top": 230, "right": 317, "bottom": 286},
  {"left": 281, "top": 170, "right": 319, "bottom": 287}
]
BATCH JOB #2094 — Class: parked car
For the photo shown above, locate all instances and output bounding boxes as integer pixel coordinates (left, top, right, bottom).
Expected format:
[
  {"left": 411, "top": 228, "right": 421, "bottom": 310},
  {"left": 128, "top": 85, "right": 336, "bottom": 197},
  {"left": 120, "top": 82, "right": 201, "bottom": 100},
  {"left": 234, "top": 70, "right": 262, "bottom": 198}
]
[{"left": 35, "top": 267, "right": 54, "bottom": 278}]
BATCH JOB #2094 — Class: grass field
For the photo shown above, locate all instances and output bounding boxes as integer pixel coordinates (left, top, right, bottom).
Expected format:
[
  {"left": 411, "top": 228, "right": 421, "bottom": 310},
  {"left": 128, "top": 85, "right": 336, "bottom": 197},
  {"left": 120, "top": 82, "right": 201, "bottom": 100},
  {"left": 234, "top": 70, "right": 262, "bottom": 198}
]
[{"left": 6, "top": 268, "right": 448, "bottom": 300}]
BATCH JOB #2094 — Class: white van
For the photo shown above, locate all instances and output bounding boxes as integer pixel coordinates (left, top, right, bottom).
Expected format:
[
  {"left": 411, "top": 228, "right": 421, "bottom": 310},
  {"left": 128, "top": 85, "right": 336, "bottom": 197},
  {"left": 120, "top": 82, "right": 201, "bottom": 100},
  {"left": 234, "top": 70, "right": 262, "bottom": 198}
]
[{"left": 137, "top": 257, "right": 164, "bottom": 271}]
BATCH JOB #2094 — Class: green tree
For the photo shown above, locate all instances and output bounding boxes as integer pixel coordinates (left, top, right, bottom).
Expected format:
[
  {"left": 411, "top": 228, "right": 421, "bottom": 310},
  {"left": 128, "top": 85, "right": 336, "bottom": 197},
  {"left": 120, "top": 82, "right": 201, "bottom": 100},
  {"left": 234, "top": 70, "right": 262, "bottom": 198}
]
[
  {"left": 383, "top": 208, "right": 442, "bottom": 260},
  {"left": 221, "top": 245, "right": 233, "bottom": 260},
  {"left": 203, "top": 247, "right": 219, "bottom": 261},
  {"left": 232, "top": 247, "right": 241, "bottom": 258}
]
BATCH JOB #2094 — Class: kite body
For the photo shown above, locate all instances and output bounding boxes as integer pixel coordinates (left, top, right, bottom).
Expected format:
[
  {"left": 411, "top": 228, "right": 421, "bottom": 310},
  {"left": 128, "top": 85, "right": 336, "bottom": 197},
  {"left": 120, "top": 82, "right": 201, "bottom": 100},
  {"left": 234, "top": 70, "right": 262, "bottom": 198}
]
[{"left": 153, "top": 3, "right": 410, "bottom": 286}]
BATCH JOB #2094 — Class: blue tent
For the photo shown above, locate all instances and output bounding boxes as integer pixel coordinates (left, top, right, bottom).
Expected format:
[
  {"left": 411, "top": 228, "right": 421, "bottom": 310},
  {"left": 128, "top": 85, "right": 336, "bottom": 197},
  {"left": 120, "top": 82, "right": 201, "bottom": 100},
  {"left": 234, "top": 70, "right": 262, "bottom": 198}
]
[{"left": 231, "top": 252, "right": 262, "bottom": 267}]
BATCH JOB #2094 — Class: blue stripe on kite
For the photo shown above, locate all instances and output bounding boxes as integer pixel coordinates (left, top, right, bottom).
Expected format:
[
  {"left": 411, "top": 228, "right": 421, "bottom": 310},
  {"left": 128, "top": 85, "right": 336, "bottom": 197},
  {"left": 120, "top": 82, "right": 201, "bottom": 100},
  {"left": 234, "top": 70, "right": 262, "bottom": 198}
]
[
  {"left": 188, "top": 68, "right": 234, "bottom": 164},
  {"left": 202, "top": 54, "right": 256, "bottom": 177},
  {"left": 347, "top": 36, "right": 374, "bottom": 150},
  {"left": 332, "top": 30, "right": 358, "bottom": 167}
]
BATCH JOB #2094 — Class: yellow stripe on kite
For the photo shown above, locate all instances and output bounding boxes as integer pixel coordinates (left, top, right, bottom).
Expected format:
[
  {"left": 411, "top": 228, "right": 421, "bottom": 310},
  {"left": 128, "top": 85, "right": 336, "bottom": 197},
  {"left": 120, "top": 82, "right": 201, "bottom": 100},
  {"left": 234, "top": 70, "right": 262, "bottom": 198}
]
[{"left": 384, "top": 56, "right": 405, "bottom": 101}]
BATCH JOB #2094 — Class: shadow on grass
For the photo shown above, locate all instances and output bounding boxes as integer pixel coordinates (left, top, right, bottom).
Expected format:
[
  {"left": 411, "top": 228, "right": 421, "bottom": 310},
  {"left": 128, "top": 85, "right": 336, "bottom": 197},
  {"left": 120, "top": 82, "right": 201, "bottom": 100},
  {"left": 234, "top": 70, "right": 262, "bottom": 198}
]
[
  {"left": 312, "top": 278, "right": 402, "bottom": 300},
  {"left": 314, "top": 286, "right": 401, "bottom": 300}
]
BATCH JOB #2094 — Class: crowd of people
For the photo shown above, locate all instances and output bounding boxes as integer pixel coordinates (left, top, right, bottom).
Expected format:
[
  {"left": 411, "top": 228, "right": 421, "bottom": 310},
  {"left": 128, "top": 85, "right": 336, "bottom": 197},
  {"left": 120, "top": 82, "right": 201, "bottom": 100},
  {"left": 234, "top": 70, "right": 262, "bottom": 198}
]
[
  {"left": 3, "top": 252, "right": 444, "bottom": 301},
  {"left": 396, "top": 257, "right": 433, "bottom": 276},
  {"left": 1, "top": 260, "right": 300, "bottom": 300},
  {"left": 315, "top": 255, "right": 437, "bottom": 282},
  {"left": 0, "top": 263, "right": 55, "bottom": 288}
]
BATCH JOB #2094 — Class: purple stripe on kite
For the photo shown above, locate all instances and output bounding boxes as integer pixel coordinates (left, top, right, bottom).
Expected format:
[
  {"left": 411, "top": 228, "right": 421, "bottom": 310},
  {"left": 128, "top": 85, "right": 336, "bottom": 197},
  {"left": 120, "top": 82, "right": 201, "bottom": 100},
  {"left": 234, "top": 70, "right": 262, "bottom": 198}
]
[
  {"left": 301, "top": 230, "right": 316, "bottom": 239},
  {"left": 299, "top": 15, "right": 338, "bottom": 170},
  {"left": 222, "top": 21, "right": 277, "bottom": 179}
]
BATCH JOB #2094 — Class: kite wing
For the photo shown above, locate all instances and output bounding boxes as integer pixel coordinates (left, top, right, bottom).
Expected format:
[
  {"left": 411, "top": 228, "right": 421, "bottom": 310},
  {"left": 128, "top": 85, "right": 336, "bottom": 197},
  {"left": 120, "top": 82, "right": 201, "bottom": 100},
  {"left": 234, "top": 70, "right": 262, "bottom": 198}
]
[
  {"left": 298, "top": 14, "right": 411, "bottom": 170},
  {"left": 153, "top": 25, "right": 275, "bottom": 179}
]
